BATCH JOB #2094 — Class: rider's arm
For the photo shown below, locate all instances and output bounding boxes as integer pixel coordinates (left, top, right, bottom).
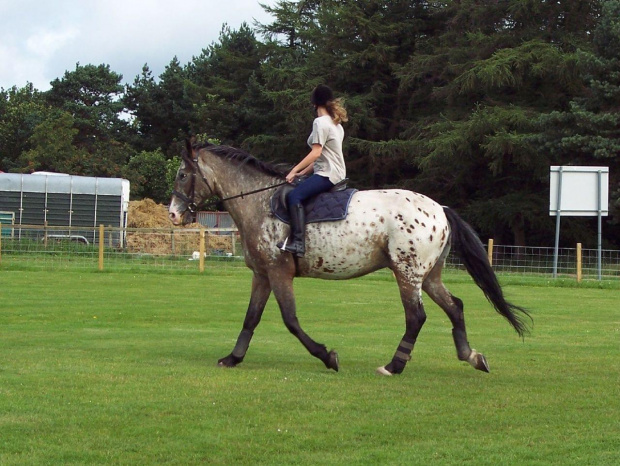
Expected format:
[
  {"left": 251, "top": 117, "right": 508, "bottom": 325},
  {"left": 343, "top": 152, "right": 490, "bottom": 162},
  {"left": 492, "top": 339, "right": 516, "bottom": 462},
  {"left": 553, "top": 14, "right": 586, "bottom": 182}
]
[
  {"left": 286, "top": 144, "right": 322, "bottom": 183},
  {"left": 298, "top": 163, "right": 314, "bottom": 176}
]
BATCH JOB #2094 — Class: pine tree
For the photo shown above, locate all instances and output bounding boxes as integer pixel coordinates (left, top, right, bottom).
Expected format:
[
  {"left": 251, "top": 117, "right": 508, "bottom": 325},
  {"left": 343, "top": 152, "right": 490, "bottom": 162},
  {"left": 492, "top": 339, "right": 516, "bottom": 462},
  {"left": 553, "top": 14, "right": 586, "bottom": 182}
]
[
  {"left": 46, "top": 64, "right": 127, "bottom": 150},
  {"left": 0, "top": 84, "right": 47, "bottom": 172},
  {"left": 396, "top": 0, "right": 600, "bottom": 245},
  {"left": 124, "top": 58, "right": 194, "bottom": 157},
  {"left": 254, "top": 0, "right": 436, "bottom": 181},
  {"left": 187, "top": 23, "right": 265, "bottom": 145},
  {"left": 537, "top": 0, "right": 620, "bottom": 246}
]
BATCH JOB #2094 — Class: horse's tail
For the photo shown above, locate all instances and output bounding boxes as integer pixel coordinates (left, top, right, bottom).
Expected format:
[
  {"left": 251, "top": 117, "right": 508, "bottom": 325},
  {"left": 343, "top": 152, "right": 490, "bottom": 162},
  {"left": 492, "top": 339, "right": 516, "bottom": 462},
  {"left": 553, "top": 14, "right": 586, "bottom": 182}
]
[{"left": 443, "top": 206, "right": 531, "bottom": 337}]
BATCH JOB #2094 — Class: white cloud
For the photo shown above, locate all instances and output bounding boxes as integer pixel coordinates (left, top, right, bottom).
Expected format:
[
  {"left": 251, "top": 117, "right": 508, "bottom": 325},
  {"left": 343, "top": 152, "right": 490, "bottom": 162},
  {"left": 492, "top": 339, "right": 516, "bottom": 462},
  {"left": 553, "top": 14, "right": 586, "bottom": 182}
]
[
  {"left": 0, "top": 0, "right": 276, "bottom": 91},
  {"left": 0, "top": 42, "right": 48, "bottom": 91},
  {"left": 26, "top": 28, "right": 80, "bottom": 58}
]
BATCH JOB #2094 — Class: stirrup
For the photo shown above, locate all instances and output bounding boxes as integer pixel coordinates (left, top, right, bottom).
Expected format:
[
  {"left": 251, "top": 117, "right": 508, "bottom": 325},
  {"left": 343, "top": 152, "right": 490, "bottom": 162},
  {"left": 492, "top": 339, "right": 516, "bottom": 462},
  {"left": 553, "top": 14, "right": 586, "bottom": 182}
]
[
  {"left": 277, "top": 237, "right": 305, "bottom": 257},
  {"left": 278, "top": 237, "right": 289, "bottom": 252}
]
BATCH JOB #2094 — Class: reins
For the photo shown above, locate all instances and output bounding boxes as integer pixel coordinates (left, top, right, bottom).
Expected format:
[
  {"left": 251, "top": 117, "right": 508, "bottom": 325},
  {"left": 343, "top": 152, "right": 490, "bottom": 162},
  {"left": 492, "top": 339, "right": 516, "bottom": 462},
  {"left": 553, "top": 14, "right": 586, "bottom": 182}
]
[
  {"left": 219, "top": 181, "right": 289, "bottom": 202},
  {"left": 182, "top": 181, "right": 289, "bottom": 213}
]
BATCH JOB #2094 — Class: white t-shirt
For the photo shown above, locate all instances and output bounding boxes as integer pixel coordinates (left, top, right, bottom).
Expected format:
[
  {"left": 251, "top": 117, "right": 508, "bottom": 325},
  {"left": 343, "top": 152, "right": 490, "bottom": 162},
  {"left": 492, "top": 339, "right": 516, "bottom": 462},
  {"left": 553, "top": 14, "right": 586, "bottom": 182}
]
[{"left": 307, "top": 115, "right": 346, "bottom": 184}]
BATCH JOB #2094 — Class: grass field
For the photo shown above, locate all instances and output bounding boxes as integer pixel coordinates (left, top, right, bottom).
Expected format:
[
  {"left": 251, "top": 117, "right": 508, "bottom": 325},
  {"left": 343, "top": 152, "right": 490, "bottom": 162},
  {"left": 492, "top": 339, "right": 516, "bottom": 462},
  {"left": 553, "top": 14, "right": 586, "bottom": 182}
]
[{"left": 1, "top": 267, "right": 618, "bottom": 465}]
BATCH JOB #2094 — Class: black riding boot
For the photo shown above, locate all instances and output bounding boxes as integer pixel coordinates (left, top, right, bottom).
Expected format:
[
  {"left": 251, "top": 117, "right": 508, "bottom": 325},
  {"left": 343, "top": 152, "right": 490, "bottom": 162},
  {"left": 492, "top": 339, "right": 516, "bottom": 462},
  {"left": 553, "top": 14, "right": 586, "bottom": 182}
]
[{"left": 278, "top": 203, "right": 306, "bottom": 257}]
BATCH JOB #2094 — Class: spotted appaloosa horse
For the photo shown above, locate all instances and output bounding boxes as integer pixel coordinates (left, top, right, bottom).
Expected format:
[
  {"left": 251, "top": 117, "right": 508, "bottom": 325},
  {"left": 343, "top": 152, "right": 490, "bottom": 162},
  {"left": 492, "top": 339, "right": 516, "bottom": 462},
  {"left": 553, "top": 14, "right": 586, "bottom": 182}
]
[{"left": 168, "top": 141, "right": 531, "bottom": 375}]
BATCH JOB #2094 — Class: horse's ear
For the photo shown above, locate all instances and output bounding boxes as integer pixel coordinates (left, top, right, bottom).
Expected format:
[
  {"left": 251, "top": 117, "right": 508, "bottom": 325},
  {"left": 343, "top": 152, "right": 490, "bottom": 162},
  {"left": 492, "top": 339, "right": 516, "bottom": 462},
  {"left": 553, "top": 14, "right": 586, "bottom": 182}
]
[{"left": 183, "top": 138, "right": 198, "bottom": 164}]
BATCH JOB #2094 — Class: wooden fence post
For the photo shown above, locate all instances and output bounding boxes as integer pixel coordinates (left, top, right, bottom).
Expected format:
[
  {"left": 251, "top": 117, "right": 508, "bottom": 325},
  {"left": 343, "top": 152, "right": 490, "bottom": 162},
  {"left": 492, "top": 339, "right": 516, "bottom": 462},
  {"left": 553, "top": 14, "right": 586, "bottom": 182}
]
[
  {"left": 231, "top": 232, "right": 235, "bottom": 256},
  {"left": 0, "top": 223, "right": 2, "bottom": 266},
  {"left": 199, "top": 229, "right": 206, "bottom": 273},
  {"left": 576, "top": 242, "right": 582, "bottom": 282},
  {"left": 98, "top": 224, "right": 105, "bottom": 271},
  {"left": 487, "top": 239, "right": 494, "bottom": 266}
]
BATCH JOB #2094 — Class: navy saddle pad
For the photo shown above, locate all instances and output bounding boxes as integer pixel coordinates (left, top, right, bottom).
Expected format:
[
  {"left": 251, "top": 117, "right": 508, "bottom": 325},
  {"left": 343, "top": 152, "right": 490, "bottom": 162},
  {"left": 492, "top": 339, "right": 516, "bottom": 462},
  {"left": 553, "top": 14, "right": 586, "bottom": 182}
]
[{"left": 271, "top": 185, "right": 357, "bottom": 224}]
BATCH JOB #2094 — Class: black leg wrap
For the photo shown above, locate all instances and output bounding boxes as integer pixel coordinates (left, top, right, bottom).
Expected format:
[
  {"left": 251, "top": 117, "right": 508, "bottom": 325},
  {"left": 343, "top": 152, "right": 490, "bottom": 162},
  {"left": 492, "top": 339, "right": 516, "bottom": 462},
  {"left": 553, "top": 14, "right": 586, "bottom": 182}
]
[
  {"left": 232, "top": 329, "right": 254, "bottom": 360},
  {"left": 396, "top": 338, "right": 415, "bottom": 359},
  {"left": 386, "top": 338, "right": 415, "bottom": 375}
]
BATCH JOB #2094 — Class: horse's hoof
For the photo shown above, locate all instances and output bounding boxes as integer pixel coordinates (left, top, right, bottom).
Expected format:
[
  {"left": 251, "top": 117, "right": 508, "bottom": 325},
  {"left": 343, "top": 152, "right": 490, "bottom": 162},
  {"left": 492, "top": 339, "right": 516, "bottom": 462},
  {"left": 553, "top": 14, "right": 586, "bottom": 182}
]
[
  {"left": 325, "top": 350, "right": 339, "bottom": 372},
  {"left": 475, "top": 354, "right": 490, "bottom": 372},
  {"left": 375, "top": 366, "right": 393, "bottom": 376},
  {"left": 468, "top": 350, "right": 490, "bottom": 373},
  {"left": 217, "top": 354, "right": 240, "bottom": 368}
]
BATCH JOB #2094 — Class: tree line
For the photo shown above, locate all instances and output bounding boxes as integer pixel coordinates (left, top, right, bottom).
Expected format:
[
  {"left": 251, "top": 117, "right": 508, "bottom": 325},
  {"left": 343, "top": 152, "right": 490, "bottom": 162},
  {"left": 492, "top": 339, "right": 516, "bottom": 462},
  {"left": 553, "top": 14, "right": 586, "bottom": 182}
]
[{"left": 1, "top": 0, "right": 619, "bottom": 247}]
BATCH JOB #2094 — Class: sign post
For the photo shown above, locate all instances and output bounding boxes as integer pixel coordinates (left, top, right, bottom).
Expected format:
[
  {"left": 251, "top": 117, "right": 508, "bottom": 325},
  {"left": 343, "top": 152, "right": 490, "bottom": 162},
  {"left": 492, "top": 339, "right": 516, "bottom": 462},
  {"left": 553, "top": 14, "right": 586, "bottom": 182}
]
[{"left": 549, "top": 166, "right": 609, "bottom": 279}]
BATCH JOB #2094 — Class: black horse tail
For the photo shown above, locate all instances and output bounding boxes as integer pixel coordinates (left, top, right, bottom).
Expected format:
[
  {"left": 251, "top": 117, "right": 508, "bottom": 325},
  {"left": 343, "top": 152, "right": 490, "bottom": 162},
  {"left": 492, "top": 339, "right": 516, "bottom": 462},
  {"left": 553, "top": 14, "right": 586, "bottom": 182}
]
[{"left": 443, "top": 207, "right": 532, "bottom": 337}]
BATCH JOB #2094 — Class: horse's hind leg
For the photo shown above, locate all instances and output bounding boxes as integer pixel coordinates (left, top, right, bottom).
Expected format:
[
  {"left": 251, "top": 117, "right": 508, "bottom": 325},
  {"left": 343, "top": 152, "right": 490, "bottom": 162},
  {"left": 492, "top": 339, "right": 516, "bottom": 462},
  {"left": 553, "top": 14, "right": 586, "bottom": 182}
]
[
  {"left": 218, "top": 272, "right": 272, "bottom": 368},
  {"left": 377, "top": 270, "right": 426, "bottom": 376},
  {"left": 269, "top": 271, "right": 339, "bottom": 372},
  {"left": 422, "top": 263, "right": 490, "bottom": 372}
]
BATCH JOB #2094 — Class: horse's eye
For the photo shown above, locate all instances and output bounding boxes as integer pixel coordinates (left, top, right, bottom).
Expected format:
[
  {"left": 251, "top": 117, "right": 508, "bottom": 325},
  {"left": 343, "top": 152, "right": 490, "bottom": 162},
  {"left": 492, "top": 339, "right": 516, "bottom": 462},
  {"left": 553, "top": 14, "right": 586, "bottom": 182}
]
[{"left": 179, "top": 173, "right": 188, "bottom": 181}]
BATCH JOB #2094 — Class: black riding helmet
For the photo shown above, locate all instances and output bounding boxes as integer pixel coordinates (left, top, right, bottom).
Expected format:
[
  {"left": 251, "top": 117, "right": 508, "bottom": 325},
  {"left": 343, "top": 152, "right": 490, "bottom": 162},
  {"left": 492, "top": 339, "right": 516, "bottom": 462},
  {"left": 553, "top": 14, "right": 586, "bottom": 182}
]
[{"left": 311, "top": 84, "right": 334, "bottom": 106}]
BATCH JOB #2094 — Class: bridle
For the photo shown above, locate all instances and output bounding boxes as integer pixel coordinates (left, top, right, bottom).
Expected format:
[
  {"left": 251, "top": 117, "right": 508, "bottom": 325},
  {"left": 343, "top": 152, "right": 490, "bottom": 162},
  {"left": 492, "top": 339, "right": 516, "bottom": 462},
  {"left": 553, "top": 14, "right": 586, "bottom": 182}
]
[
  {"left": 171, "top": 147, "right": 215, "bottom": 214},
  {"left": 171, "top": 144, "right": 288, "bottom": 217}
]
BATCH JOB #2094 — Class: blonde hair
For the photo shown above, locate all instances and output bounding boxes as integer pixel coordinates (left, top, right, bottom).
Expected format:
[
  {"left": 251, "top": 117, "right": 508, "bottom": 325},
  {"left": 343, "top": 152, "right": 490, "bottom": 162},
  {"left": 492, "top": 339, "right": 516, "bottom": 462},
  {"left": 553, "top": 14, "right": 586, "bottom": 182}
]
[{"left": 326, "top": 98, "right": 348, "bottom": 125}]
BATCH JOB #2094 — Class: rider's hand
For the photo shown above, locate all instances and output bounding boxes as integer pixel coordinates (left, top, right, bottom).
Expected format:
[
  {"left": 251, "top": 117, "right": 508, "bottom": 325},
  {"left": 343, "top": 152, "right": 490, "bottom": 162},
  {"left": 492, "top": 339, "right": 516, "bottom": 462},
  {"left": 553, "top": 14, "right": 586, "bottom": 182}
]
[{"left": 286, "top": 171, "right": 297, "bottom": 184}]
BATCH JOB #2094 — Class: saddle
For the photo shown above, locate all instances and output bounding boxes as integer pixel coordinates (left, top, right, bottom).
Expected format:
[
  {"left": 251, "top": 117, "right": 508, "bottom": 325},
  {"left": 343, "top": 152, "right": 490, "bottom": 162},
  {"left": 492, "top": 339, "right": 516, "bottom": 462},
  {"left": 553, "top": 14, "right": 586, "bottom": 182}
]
[{"left": 270, "top": 179, "right": 357, "bottom": 224}]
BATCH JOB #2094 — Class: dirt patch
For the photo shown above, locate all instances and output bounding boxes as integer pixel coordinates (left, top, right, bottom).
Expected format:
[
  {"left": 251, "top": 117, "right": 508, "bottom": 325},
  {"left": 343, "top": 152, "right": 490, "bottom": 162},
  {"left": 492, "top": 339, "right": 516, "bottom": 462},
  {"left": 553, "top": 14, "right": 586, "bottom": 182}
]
[{"left": 126, "top": 199, "right": 234, "bottom": 256}]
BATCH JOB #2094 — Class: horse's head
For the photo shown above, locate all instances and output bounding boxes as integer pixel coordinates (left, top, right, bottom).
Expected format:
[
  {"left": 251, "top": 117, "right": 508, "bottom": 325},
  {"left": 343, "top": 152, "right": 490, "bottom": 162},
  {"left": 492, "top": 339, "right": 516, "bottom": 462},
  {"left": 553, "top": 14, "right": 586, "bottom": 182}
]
[{"left": 168, "top": 140, "right": 215, "bottom": 225}]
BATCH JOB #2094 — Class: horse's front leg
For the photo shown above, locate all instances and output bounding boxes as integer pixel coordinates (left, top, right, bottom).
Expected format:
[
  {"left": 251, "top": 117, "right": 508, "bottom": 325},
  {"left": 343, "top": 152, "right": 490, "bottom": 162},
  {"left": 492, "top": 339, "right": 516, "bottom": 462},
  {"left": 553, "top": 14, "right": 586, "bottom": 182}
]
[
  {"left": 218, "top": 272, "right": 271, "bottom": 368},
  {"left": 269, "top": 271, "right": 339, "bottom": 372}
]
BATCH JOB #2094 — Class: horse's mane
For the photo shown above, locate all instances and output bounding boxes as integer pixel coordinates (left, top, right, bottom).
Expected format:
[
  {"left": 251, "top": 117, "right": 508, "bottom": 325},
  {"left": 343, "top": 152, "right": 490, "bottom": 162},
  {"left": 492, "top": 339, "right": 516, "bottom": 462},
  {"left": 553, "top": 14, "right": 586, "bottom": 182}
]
[{"left": 193, "top": 141, "right": 287, "bottom": 179}]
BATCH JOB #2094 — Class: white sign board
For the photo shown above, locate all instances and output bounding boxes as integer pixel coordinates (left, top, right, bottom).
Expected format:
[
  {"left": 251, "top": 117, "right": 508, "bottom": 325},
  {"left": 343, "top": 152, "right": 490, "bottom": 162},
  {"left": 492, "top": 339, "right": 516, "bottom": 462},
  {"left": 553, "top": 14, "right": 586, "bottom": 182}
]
[{"left": 549, "top": 166, "right": 609, "bottom": 216}]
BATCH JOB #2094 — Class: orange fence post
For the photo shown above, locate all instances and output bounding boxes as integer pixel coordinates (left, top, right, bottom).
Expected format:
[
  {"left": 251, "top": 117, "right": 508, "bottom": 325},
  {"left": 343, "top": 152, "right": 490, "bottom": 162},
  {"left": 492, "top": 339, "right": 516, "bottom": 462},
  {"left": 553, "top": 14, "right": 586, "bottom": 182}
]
[
  {"left": 98, "top": 224, "right": 105, "bottom": 271},
  {"left": 199, "top": 229, "right": 206, "bottom": 273},
  {"left": 487, "top": 239, "right": 494, "bottom": 266},
  {"left": 576, "top": 243, "right": 582, "bottom": 282}
]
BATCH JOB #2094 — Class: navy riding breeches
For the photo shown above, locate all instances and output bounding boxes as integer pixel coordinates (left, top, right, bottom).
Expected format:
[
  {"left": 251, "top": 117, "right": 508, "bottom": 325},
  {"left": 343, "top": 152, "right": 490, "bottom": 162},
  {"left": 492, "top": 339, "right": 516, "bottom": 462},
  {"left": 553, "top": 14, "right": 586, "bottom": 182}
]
[{"left": 286, "top": 174, "right": 334, "bottom": 207}]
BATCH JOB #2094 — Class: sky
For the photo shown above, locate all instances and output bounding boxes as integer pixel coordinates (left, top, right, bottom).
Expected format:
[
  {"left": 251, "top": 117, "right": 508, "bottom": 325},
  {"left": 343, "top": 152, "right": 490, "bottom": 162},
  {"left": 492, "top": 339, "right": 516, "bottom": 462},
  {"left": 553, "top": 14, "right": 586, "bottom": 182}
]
[{"left": 0, "top": 0, "right": 276, "bottom": 92}]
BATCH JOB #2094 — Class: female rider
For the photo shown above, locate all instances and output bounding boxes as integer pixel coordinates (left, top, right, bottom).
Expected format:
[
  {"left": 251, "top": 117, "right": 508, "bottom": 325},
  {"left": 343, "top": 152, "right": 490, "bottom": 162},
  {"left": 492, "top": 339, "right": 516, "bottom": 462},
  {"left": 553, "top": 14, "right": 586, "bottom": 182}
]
[{"left": 278, "top": 84, "right": 348, "bottom": 258}]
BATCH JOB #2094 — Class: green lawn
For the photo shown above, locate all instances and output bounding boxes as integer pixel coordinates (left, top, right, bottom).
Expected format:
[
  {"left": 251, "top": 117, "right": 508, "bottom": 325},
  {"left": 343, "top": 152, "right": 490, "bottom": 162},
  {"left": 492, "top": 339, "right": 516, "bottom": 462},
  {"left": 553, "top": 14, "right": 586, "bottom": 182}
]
[{"left": 1, "top": 267, "right": 618, "bottom": 464}]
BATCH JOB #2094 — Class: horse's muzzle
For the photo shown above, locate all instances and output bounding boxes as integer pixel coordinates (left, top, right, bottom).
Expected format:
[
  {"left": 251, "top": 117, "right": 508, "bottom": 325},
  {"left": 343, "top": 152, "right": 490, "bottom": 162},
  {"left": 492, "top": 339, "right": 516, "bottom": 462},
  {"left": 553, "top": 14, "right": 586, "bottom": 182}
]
[
  {"left": 168, "top": 211, "right": 181, "bottom": 226},
  {"left": 169, "top": 209, "right": 193, "bottom": 226}
]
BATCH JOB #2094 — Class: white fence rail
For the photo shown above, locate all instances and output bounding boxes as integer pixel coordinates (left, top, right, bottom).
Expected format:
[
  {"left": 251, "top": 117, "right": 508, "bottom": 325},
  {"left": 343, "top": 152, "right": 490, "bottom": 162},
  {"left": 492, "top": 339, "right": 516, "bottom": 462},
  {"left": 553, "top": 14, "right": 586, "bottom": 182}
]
[{"left": 1, "top": 223, "right": 619, "bottom": 280}]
